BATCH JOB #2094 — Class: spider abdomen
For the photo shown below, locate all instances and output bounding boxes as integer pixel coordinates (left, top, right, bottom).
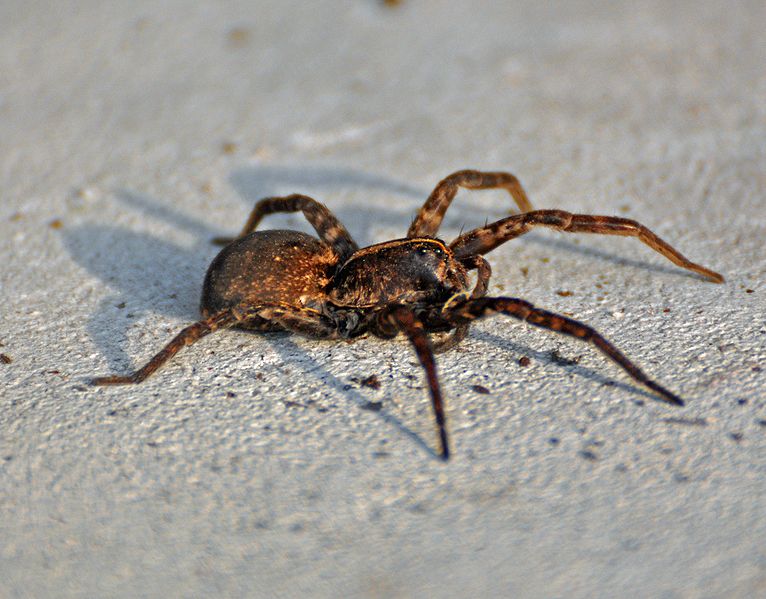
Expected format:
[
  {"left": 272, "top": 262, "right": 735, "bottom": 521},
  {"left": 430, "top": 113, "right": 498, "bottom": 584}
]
[{"left": 200, "top": 230, "right": 338, "bottom": 322}]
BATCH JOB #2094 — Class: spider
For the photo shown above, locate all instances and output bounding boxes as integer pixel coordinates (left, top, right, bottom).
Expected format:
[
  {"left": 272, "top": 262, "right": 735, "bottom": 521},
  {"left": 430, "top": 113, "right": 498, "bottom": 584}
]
[{"left": 92, "top": 169, "right": 723, "bottom": 459}]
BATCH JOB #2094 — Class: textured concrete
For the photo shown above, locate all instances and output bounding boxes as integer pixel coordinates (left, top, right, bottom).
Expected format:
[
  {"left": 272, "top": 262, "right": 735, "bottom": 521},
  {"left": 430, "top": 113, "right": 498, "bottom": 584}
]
[{"left": 1, "top": 1, "right": 765, "bottom": 597}]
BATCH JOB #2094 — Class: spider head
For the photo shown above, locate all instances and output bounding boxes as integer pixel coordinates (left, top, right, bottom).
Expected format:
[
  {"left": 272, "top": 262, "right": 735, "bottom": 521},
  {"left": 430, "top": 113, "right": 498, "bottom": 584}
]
[{"left": 329, "top": 238, "right": 469, "bottom": 308}]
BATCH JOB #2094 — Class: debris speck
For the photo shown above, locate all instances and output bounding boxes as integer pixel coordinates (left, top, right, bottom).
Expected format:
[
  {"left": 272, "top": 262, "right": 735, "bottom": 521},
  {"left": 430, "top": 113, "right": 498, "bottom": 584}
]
[
  {"left": 0, "top": 354, "right": 12, "bottom": 364},
  {"left": 471, "top": 384, "right": 490, "bottom": 394},
  {"left": 729, "top": 432, "right": 743, "bottom": 443},
  {"left": 221, "top": 141, "right": 237, "bottom": 154},
  {"left": 360, "top": 374, "right": 381, "bottom": 390},
  {"left": 227, "top": 27, "right": 251, "bottom": 47},
  {"left": 361, "top": 401, "right": 383, "bottom": 412},
  {"left": 549, "top": 349, "right": 580, "bottom": 366},
  {"left": 556, "top": 290, "right": 574, "bottom": 297},
  {"left": 579, "top": 450, "right": 598, "bottom": 461},
  {"left": 49, "top": 219, "right": 63, "bottom": 229},
  {"left": 518, "top": 356, "right": 531, "bottom": 367}
]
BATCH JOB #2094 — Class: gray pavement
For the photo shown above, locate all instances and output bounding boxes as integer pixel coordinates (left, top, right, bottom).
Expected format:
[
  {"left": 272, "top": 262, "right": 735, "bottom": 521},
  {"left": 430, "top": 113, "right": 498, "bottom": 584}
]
[{"left": 1, "top": 1, "right": 765, "bottom": 597}]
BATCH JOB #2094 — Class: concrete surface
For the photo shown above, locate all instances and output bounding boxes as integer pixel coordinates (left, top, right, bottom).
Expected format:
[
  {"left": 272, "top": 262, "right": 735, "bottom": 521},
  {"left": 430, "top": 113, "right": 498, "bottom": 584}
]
[{"left": 1, "top": 1, "right": 765, "bottom": 597}]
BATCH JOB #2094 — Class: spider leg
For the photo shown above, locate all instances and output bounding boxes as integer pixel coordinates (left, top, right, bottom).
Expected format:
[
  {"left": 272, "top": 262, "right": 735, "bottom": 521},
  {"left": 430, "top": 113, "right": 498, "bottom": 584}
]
[
  {"left": 407, "top": 170, "right": 533, "bottom": 238},
  {"left": 91, "top": 309, "right": 239, "bottom": 385},
  {"left": 212, "top": 194, "right": 358, "bottom": 261},
  {"left": 376, "top": 306, "right": 451, "bottom": 460},
  {"left": 431, "top": 255, "right": 491, "bottom": 353},
  {"left": 254, "top": 305, "right": 340, "bottom": 339},
  {"left": 91, "top": 305, "right": 341, "bottom": 386},
  {"left": 450, "top": 210, "right": 724, "bottom": 283},
  {"left": 446, "top": 296, "right": 684, "bottom": 406}
]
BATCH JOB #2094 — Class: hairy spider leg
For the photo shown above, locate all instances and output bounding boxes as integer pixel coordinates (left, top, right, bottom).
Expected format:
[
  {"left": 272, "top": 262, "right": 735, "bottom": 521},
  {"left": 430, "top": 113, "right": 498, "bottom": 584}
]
[
  {"left": 408, "top": 170, "right": 533, "bottom": 238},
  {"left": 377, "top": 306, "right": 451, "bottom": 460},
  {"left": 253, "top": 305, "right": 340, "bottom": 338},
  {"left": 445, "top": 296, "right": 684, "bottom": 406},
  {"left": 213, "top": 194, "right": 359, "bottom": 261},
  {"left": 91, "top": 309, "right": 239, "bottom": 385},
  {"left": 450, "top": 210, "right": 724, "bottom": 283},
  {"left": 91, "top": 304, "right": 342, "bottom": 386}
]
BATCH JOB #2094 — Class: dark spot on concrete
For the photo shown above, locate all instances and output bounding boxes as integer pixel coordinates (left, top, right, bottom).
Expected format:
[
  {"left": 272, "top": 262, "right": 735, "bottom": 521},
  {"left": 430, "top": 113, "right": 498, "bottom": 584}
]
[
  {"left": 736, "top": 398, "right": 747, "bottom": 406},
  {"left": 556, "top": 290, "right": 574, "bottom": 297},
  {"left": 518, "top": 356, "right": 531, "bottom": 367},
  {"left": 548, "top": 437, "right": 560, "bottom": 446},
  {"left": 729, "top": 432, "right": 743, "bottom": 443},
  {"left": 0, "top": 354, "right": 11, "bottom": 364},
  {"left": 226, "top": 391, "right": 237, "bottom": 398},
  {"left": 283, "top": 400, "right": 307, "bottom": 409},
  {"left": 471, "top": 384, "right": 490, "bottom": 394},
  {"left": 661, "top": 417, "right": 708, "bottom": 427},
  {"left": 549, "top": 349, "right": 580, "bottom": 366},
  {"left": 361, "top": 401, "right": 383, "bottom": 412},
  {"left": 579, "top": 450, "right": 598, "bottom": 461},
  {"left": 360, "top": 374, "right": 381, "bottom": 389}
]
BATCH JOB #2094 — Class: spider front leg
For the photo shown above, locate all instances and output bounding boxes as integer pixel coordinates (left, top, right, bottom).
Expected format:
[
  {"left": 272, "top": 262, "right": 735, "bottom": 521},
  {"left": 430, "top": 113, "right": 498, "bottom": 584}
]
[
  {"left": 408, "top": 170, "right": 533, "bottom": 238},
  {"left": 375, "top": 306, "right": 451, "bottom": 460},
  {"left": 450, "top": 210, "right": 723, "bottom": 283},
  {"left": 91, "top": 309, "right": 239, "bottom": 385},
  {"left": 212, "top": 194, "right": 358, "bottom": 260},
  {"left": 431, "top": 255, "right": 492, "bottom": 353},
  {"left": 445, "top": 296, "right": 684, "bottom": 406}
]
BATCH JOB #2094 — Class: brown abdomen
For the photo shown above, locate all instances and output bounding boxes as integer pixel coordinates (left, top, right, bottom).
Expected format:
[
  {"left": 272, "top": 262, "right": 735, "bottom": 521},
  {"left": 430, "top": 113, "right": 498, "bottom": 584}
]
[{"left": 200, "top": 230, "right": 338, "bottom": 328}]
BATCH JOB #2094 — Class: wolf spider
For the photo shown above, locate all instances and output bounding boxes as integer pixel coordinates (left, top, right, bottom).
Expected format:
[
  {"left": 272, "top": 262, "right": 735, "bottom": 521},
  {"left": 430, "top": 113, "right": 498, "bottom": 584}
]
[{"left": 92, "top": 169, "right": 723, "bottom": 459}]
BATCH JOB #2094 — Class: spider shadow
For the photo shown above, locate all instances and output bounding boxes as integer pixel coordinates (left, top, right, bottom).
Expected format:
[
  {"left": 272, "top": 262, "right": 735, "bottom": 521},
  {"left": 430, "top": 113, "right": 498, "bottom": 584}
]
[
  {"left": 62, "top": 219, "right": 213, "bottom": 372},
  {"left": 260, "top": 334, "right": 440, "bottom": 459},
  {"left": 227, "top": 164, "right": 428, "bottom": 246},
  {"left": 471, "top": 328, "right": 670, "bottom": 404}
]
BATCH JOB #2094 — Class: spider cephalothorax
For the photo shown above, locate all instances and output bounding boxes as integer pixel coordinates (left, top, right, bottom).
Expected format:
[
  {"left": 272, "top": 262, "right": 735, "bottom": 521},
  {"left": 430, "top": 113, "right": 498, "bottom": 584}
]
[{"left": 93, "top": 170, "right": 723, "bottom": 459}]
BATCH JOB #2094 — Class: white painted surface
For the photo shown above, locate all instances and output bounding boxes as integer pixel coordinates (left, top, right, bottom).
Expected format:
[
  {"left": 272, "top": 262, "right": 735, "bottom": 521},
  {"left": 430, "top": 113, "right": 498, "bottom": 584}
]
[{"left": 1, "top": 1, "right": 765, "bottom": 597}]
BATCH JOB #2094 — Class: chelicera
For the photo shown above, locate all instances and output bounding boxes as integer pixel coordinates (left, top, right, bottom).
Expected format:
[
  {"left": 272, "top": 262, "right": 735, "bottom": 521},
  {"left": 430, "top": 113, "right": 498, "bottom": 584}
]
[{"left": 92, "top": 169, "right": 723, "bottom": 459}]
